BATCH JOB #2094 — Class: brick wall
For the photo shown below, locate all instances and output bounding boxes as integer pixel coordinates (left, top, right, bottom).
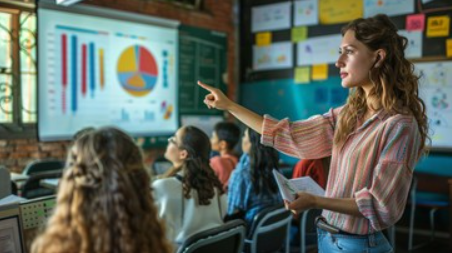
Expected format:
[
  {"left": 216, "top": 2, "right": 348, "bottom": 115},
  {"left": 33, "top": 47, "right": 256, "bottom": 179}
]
[{"left": 0, "top": 0, "right": 235, "bottom": 173}]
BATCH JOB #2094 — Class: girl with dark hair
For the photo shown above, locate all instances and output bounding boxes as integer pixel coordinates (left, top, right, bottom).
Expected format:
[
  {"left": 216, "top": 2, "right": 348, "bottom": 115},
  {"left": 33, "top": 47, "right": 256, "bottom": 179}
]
[
  {"left": 199, "top": 14, "right": 429, "bottom": 252},
  {"left": 32, "top": 127, "right": 171, "bottom": 253},
  {"left": 152, "top": 126, "right": 227, "bottom": 246},
  {"left": 227, "top": 128, "right": 281, "bottom": 227}
]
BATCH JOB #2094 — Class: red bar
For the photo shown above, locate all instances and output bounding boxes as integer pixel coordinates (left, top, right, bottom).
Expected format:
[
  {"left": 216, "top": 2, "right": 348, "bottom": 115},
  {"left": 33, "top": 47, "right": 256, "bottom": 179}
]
[
  {"left": 62, "top": 34, "right": 67, "bottom": 86},
  {"left": 82, "top": 44, "right": 87, "bottom": 96},
  {"left": 62, "top": 34, "right": 67, "bottom": 114}
]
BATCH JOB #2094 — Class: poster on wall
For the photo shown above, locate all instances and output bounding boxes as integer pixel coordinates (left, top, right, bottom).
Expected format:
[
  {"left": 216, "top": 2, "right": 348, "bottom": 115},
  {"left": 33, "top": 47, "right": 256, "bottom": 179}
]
[
  {"left": 253, "top": 42, "right": 293, "bottom": 71},
  {"left": 252, "top": 2, "right": 291, "bottom": 32},
  {"left": 297, "top": 34, "right": 342, "bottom": 66},
  {"left": 364, "top": 0, "right": 415, "bottom": 18},
  {"left": 319, "top": 0, "right": 363, "bottom": 24},
  {"left": 294, "top": 0, "right": 319, "bottom": 26},
  {"left": 415, "top": 61, "right": 452, "bottom": 149},
  {"left": 398, "top": 30, "right": 423, "bottom": 59}
]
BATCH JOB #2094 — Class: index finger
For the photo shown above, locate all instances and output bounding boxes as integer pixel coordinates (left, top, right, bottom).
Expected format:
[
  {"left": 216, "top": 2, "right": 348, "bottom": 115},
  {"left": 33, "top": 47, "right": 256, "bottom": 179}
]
[{"left": 197, "top": 81, "right": 215, "bottom": 92}]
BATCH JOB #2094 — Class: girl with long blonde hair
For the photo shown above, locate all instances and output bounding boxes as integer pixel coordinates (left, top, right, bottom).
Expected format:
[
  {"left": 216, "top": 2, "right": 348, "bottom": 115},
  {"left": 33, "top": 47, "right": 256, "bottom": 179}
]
[
  {"left": 32, "top": 127, "right": 171, "bottom": 253},
  {"left": 198, "top": 14, "right": 428, "bottom": 253}
]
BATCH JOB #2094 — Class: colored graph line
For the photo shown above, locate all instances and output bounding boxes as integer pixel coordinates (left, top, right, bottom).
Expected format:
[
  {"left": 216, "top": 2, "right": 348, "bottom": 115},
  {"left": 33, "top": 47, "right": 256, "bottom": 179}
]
[
  {"left": 56, "top": 25, "right": 108, "bottom": 35},
  {"left": 71, "top": 35, "right": 77, "bottom": 113},
  {"left": 62, "top": 34, "right": 67, "bottom": 114},
  {"left": 116, "top": 32, "right": 146, "bottom": 41},
  {"left": 82, "top": 44, "right": 87, "bottom": 97},
  {"left": 99, "top": 49, "right": 105, "bottom": 89},
  {"left": 89, "top": 42, "right": 95, "bottom": 97}
]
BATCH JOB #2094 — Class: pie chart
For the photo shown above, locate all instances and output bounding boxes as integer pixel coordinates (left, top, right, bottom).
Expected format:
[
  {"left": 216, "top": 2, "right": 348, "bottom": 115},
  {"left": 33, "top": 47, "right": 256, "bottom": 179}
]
[{"left": 117, "top": 45, "right": 158, "bottom": 97}]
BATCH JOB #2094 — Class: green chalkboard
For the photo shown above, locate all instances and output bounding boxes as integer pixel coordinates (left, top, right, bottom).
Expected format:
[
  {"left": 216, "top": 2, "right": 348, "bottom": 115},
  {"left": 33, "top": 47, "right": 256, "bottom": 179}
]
[{"left": 179, "top": 24, "right": 227, "bottom": 115}]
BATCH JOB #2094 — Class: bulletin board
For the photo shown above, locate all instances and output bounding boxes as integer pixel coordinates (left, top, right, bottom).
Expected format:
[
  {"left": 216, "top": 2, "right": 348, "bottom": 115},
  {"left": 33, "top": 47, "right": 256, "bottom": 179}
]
[{"left": 239, "top": 0, "right": 452, "bottom": 151}]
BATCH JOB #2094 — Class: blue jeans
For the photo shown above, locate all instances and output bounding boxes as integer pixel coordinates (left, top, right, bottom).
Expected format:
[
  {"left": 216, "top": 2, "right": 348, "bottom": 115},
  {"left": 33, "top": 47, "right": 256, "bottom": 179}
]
[{"left": 317, "top": 228, "right": 393, "bottom": 253}]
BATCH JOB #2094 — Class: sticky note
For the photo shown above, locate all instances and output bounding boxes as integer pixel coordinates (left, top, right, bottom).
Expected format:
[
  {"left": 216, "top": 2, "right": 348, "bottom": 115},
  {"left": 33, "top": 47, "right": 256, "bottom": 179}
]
[
  {"left": 447, "top": 39, "right": 452, "bottom": 57},
  {"left": 406, "top": 14, "right": 425, "bottom": 32},
  {"left": 427, "top": 16, "right": 450, "bottom": 37},
  {"left": 292, "top": 26, "right": 308, "bottom": 43},
  {"left": 294, "top": 67, "right": 310, "bottom": 84},
  {"left": 256, "top": 32, "right": 272, "bottom": 46},
  {"left": 312, "top": 64, "right": 328, "bottom": 80}
]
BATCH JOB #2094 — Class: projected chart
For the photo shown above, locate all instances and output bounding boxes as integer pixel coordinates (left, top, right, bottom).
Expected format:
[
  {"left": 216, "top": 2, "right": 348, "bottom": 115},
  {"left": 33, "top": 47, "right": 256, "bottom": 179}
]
[
  {"left": 38, "top": 7, "right": 178, "bottom": 141},
  {"left": 117, "top": 45, "right": 158, "bottom": 97}
]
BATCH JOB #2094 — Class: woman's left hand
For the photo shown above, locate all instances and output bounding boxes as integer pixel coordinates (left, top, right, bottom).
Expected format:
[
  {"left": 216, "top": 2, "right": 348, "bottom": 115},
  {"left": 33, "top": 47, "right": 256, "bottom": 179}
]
[{"left": 284, "top": 192, "right": 317, "bottom": 215}]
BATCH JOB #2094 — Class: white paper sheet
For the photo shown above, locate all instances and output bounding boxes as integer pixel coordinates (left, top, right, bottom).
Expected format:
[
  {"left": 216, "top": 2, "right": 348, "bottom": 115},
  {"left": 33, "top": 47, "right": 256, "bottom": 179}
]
[
  {"left": 415, "top": 61, "right": 452, "bottom": 149},
  {"left": 294, "top": 0, "right": 319, "bottom": 26},
  {"left": 297, "top": 34, "right": 342, "bottom": 66},
  {"left": 364, "top": 0, "right": 414, "bottom": 18},
  {"left": 273, "top": 169, "right": 325, "bottom": 202},
  {"left": 398, "top": 30, "right": 423, "bottom": 59},
  {"left": 253, "top": 42, "right": 293, "bottom": 71},
  {"left": 252, "top": 2, "right": 292, "bottom": 32},
  {"left": 290, "top": 177, "right": 325, "bottom": 197}
]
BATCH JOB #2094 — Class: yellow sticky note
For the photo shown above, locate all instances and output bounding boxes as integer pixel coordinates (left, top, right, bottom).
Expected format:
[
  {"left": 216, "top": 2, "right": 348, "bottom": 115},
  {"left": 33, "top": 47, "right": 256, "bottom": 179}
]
[
  {"left": 312, "top": 64, "right": 328, "bottom": 80},
  {"left": 294, "top": 67, "right": 310, "bottom": 84},
  {"left": 319, "top": 0, "right": 363, "bottom": 24},
  {"left": 447, "top": 39, "right": 452, "bottom": 57},
  {"left": 292, "top": 26, "right": 308, "bottom": 43},
  {"left": 256, "top": 32, "right": 272, "bottom": 46},
  {"left": 427, "top": 16, "right": 450, "bottom": 37}
]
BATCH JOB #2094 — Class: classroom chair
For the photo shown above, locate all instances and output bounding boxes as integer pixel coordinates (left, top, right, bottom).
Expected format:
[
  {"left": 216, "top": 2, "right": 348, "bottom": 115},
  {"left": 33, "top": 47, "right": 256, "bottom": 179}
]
[
  {"left": 21, "top": 170, "right": 62, "bottom": 199},
  {"left": 408, "top": 176, "right": 449, "bottom": 251},
  {"left": 244, "top": 204, "right": 292, "bottom": 253},
  {"left": 177, "top": 219, "right": 246, "bottom": 253},
  {"left": 0, "top": 166, "right": 12, "bottom": 199},
  {"left": 299, "top": 209, "right": 322, "bottom": 253},
  {"left": 22, "top": 159, "right": 65, "bottom": 176}
]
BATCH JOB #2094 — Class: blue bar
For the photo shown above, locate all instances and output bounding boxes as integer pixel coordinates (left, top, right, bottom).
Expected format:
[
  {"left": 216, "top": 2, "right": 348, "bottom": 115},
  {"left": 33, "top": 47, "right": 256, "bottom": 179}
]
[
  {"left": 89, "top": 42, "right": 95, "bottom": 97},
  {"left": 71, "top": 35, "right": 77, "bottom": 113}
]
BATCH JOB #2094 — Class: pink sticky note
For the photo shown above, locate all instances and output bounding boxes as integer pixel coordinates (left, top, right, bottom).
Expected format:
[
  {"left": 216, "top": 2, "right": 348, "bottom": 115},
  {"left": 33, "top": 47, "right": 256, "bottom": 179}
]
[{"left": 406, "top": 14, "right": 425, "bottom": 32}]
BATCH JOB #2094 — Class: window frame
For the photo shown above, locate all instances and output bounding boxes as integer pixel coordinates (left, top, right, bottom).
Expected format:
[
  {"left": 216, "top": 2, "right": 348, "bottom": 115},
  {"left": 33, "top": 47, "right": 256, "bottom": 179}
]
[{"left": 0, "top": 0, "right": 37, "bottom": 139}]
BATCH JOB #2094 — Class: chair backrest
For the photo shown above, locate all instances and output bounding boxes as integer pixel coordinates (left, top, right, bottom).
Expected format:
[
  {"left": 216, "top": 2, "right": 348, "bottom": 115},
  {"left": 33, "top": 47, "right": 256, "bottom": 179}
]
[
  {"left": 246, "top": 205, "right": 292, "bottom": 253},
  {"left": 300, "top": 209, "right": 322, "bottom": 253},
  {"left": 0, "top": 166, "right": 12, "bottom": 199},
  {"left": 21, "top": 170, "right": 63, "bottom": 199},
  {"left": 22, "top": 159, "right": 65, "bottom": 176},
  {"left": 177, "top": 219, "right": 246, "bottom": 253}
]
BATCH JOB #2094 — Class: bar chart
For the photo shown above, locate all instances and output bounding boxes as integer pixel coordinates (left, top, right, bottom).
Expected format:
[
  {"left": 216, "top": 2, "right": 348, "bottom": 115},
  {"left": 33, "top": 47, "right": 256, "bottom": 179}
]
[
  {"left": 56, "top": 25, "right": 108, "bottom": 114},
  {"left": 38, "top": 7, "right": 178, "bottom": 141}
]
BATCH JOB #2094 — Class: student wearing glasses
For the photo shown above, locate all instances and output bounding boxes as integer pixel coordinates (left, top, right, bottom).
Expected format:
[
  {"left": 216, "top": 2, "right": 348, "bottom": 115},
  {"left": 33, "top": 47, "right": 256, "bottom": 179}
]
[{"left": 152, "top": 126, "right": 227, "bottom": 247}]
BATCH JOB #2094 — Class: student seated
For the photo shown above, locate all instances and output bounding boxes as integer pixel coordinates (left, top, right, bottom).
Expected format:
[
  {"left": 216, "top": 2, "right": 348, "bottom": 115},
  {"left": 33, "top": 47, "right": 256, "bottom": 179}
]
[
  {"left": 292, "top": 157, "right": 331, "bottom": 189},
  {"left": 152, "top": 126, "right": 227, "bottom": 247},
  {"left": 31, "top": 127, "right": 171, "bottom": 253},
  {"left": 226, "top": 128, "right": 282, "bottom": 227},
  {"left": 210, "top": 121, "right": 240, "bottom": 189}
]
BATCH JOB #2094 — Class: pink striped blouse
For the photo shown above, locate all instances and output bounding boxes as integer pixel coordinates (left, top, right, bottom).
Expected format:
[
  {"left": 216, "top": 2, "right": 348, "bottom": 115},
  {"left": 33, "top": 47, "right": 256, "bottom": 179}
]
[{"left": 261, "top": 107, "right": 422, "bottom": 234}]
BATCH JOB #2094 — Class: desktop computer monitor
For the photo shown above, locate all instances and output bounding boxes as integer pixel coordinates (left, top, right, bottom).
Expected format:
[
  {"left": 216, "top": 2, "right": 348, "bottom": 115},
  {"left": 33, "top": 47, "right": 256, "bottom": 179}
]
[{"left": 0, "top": 203, "right": 25, "bottom": 253}]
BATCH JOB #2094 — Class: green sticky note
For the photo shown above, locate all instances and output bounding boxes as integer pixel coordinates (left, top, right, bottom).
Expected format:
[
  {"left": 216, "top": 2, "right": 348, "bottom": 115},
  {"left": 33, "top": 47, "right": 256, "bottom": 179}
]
[
  {"left": 292, "top": 26, "right": 308, "bottom": 43},
  {"left": 294, "top": 67, "right": 310, "bottom": 84}
]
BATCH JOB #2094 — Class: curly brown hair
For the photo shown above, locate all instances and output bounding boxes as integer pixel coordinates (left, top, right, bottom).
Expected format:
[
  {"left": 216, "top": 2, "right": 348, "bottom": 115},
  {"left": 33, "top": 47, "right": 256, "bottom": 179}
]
[
  {"left": 31, "top": 127, "right": 171, "bottom": 253},
  {"left": 334, "top": 14, "right": 429, "bottom": 154},
  {"left": 179, "top": 126, "right": 224, "bottom": 205}
]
